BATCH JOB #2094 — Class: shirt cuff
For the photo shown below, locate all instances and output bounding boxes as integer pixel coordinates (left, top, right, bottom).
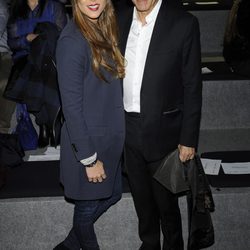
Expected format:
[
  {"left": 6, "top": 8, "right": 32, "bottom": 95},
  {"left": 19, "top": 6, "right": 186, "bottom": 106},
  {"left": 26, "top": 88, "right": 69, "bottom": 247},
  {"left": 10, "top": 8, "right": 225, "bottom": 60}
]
[{"left": 80, "top": 152, "right": 97, "bottom": 166}]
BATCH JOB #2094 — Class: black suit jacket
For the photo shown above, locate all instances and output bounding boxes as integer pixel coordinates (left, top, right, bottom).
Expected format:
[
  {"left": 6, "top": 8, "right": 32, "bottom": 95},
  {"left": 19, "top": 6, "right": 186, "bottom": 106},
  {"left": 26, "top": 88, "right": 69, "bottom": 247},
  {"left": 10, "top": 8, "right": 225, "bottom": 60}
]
[{"left": 116, "top": 0, "right": 202, "bottom": 161}]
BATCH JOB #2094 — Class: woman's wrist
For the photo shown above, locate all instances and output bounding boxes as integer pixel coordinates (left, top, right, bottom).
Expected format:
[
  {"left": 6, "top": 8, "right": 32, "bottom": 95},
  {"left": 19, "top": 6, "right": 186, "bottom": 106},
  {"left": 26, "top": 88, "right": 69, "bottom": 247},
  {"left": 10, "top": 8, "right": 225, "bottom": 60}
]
[{"left": 84, "top": 159, "right": 97, "bottom": 168}]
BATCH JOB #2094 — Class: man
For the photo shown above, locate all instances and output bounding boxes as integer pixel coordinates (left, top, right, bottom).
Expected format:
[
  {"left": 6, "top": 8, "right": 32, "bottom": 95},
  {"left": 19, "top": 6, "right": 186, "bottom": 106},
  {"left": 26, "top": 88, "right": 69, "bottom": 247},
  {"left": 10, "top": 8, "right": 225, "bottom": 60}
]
[
  {"left": 0, "top": 0, "right": 15, "bottom": 134},
  {"left": 116, "top": 0, "right": 202, "bottom": 249}
]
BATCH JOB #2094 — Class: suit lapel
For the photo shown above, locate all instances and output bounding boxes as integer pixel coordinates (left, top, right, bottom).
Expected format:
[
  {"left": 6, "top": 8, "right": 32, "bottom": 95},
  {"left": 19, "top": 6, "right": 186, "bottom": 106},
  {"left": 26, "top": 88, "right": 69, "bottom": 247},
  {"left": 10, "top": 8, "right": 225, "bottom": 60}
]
[
  {"left": 120, "top": 1, "right": 176, "bottom": 94},
  {"left": 119, "top": 8, "right": 134, "bottom": 55},
  {"left": 142, "top": 1, "right": 174, "bottom": 83}
]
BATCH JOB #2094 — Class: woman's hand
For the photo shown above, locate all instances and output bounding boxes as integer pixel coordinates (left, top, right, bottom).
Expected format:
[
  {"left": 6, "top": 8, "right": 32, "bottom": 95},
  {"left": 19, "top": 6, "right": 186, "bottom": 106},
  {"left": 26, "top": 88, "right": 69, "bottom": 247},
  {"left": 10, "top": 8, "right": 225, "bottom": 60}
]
[
  {"left": 26, "top": 33, "right": 39, "bottom": 42},
  {"left": 85, "top": 160, "right": 107, "bottom": 183}
]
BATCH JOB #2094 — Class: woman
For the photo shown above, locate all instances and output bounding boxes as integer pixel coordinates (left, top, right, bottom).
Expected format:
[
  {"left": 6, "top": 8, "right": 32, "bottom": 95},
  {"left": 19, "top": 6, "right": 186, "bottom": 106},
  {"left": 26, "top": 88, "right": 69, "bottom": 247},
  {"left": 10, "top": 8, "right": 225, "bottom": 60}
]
[
  {"left": 7, "top": 0, "right": 67, "bottom": 148},
  {"left": 54, "top": 0, "right": 125, "bottom": 249},
  {"left": 8, "top": 0, "right": 67, "bottom": 62}
]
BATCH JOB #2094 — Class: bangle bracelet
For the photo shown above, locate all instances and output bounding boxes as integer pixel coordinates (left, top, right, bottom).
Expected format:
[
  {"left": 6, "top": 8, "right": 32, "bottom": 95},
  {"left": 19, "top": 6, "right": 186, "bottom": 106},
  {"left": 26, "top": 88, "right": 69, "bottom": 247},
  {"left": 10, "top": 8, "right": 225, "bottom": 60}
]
[{"left": 84, "top": 159, "right": 97, "bottom": 168}]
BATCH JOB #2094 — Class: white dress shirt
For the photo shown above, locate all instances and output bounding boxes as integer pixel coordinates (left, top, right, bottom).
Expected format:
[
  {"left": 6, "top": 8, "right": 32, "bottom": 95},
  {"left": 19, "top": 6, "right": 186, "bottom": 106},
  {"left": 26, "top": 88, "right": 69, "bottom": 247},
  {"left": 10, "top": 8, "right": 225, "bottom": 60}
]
[{"left": 123, "top": 0, "right": 162, "bottom": 113}]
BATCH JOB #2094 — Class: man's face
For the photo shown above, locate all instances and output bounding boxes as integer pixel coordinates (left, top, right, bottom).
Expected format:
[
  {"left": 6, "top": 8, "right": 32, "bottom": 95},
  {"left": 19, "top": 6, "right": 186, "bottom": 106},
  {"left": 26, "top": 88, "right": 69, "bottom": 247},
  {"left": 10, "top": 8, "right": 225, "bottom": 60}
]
[{"left": 131, "top": 0, "right": 159, "bottom": 15}]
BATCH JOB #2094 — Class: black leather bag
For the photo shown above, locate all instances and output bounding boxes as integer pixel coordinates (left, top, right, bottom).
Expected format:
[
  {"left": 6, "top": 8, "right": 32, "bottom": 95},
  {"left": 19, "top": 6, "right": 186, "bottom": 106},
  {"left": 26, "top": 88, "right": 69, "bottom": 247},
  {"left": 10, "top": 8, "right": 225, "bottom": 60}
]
[
  {"left": 153, "top": 149, "right": 189, "bottom": 194},
  {"left": 186, "top": 155, "right": 215, "bottom": 250}
]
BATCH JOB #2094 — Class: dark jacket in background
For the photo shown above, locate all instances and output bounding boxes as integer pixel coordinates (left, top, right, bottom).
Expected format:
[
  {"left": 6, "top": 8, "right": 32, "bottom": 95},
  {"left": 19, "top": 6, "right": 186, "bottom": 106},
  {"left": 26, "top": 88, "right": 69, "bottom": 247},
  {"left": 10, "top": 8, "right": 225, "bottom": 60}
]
[{"left": 4, "top": 22, "right": 62, "bottom": 145}]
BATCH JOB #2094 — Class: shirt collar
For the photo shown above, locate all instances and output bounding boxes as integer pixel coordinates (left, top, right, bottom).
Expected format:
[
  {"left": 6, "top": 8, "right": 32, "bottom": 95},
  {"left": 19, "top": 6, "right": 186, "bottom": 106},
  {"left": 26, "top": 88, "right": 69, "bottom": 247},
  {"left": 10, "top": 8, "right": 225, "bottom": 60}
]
[{"left": 132, "top": 0, "right": 162, "bottom": 25}]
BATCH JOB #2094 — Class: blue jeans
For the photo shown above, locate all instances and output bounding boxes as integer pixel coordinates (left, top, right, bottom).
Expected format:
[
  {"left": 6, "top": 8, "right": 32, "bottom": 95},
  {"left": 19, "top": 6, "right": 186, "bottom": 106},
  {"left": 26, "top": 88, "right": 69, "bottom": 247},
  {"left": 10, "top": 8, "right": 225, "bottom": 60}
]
[{"left": 63, "top": 189, "right": 121, "bottom": 250}]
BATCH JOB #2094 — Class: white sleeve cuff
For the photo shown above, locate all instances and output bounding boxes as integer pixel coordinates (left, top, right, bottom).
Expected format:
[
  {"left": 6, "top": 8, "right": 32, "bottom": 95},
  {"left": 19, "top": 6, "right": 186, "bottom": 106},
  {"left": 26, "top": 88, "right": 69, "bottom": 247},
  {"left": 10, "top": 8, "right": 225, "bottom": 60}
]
[{"left": 80, "top": 152, "right": 97, "bottom": 166}]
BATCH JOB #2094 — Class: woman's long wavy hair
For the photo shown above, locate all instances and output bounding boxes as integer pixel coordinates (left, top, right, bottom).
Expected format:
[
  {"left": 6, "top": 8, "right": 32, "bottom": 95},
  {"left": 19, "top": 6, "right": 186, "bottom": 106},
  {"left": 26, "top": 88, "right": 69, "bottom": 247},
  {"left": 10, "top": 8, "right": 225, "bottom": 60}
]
[{"left": 71, "top": 0, "right": 125, "bottom": 81}]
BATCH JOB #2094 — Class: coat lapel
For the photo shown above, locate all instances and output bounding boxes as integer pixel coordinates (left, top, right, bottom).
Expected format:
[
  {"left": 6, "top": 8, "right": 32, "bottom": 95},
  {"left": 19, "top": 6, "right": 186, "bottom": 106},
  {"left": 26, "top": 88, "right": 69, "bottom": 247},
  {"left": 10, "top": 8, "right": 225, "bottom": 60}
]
[
  {"left": 119, "top": 8, "right": 134, "bottom": 55},
  {"left": 141, "top": 1, "right": 174, "bottom": 84}
]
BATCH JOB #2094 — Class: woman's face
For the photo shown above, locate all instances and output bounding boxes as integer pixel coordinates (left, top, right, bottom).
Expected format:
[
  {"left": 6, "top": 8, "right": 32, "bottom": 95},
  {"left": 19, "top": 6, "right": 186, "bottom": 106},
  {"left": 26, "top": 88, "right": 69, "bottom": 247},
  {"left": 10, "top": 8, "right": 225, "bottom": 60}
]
[{"left": 77, "top": 0, "right": 107, "bottom": 22}]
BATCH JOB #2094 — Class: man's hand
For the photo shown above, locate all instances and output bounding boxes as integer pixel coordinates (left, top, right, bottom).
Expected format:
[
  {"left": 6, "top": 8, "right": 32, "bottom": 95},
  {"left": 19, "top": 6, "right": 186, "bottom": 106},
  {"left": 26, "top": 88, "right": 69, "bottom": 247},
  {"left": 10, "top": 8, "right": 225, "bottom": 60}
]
[
  {"left": 178, "top": 144, "right": 195, "bottom": 163},
  {"left": 85, "top": 160, "right": 107, "bottom": 183}
]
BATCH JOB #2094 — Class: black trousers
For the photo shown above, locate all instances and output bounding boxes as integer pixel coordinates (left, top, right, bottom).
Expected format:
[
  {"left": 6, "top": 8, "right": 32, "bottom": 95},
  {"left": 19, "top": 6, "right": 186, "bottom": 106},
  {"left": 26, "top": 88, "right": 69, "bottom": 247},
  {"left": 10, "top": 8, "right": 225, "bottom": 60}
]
[{"left": 125, "top": 112, "right": 184, "bottom": 250}]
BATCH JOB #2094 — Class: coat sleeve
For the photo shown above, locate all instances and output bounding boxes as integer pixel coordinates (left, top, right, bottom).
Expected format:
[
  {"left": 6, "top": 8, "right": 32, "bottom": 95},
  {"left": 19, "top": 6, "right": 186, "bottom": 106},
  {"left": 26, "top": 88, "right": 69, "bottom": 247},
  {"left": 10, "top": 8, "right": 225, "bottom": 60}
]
[
  {"left": 0, "top": 0, "right": 8, "bottom": 37},
  {"left": 52, "top": 1, "right": 67, "bottom": 30},
  {"left": 56, "top": 34, "right": 96, "bottom": 161},
  {"left": 179, "top": 16, "right": 202, "bottom": 148},
  {"left": 7, "top": 21, "right": 30, "bottom": 52}
]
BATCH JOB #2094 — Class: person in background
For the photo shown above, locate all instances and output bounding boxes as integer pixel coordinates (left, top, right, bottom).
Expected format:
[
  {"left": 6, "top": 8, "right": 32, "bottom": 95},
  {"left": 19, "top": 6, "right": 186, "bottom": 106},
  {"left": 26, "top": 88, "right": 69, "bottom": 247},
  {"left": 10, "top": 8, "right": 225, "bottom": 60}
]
[
  {"left": 0, "top": 0, "right": 16, "bottom": 191},
  {"left": 0, "top": 0, "right": 15, "bottom": 188},
  {"left": 223, "top": 0, "right": 250, "bottom": 77},
  {"left": 7, "top": 0, "right": 67, "bottom": 147},
  {"left": 56, "top": 0, "right": 68, "bottom": 3},
  {"left": 54, "top": 0, "right": 125, "bottom": 249},
  {"left": 8, "top": 0, "right": 67, "bottom": 63},
  {"left": 116, "top": 0, "right": 202, "bottom": 249},
  {"left": 0, "top": 0, "right": 15, "bottom": 134}
]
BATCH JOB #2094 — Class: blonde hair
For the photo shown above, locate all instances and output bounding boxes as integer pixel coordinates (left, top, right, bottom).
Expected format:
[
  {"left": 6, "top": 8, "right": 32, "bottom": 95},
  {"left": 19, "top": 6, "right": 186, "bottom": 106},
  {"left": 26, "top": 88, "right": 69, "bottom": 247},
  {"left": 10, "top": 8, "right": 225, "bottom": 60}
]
[
  {"left": 71, "top": 0, "right": 125, "bottom": 81},
  {"left": 224, "top": 0, "right": 241, "bottom": 44}
]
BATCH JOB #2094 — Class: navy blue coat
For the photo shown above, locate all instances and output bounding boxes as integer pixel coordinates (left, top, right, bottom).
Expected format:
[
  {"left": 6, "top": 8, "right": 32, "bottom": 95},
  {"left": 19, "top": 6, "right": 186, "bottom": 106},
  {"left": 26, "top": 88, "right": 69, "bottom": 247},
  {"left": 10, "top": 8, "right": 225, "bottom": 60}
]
[{"left": 56, "top": 21, "right": 125, "bottom": 200}]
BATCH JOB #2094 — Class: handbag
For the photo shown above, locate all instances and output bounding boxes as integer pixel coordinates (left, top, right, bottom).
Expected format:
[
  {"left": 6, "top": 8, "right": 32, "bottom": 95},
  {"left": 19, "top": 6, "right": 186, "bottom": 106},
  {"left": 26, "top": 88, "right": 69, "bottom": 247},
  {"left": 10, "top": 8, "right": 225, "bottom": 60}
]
[
  {"left": 186, "top": 155, "right": 215, "bottom": 249},
  {"left": 14, "top": 104, "right": 38, "bottom": 151},
  {"left": 153, "top": 149, "right": 189, "bottom": 194}
]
